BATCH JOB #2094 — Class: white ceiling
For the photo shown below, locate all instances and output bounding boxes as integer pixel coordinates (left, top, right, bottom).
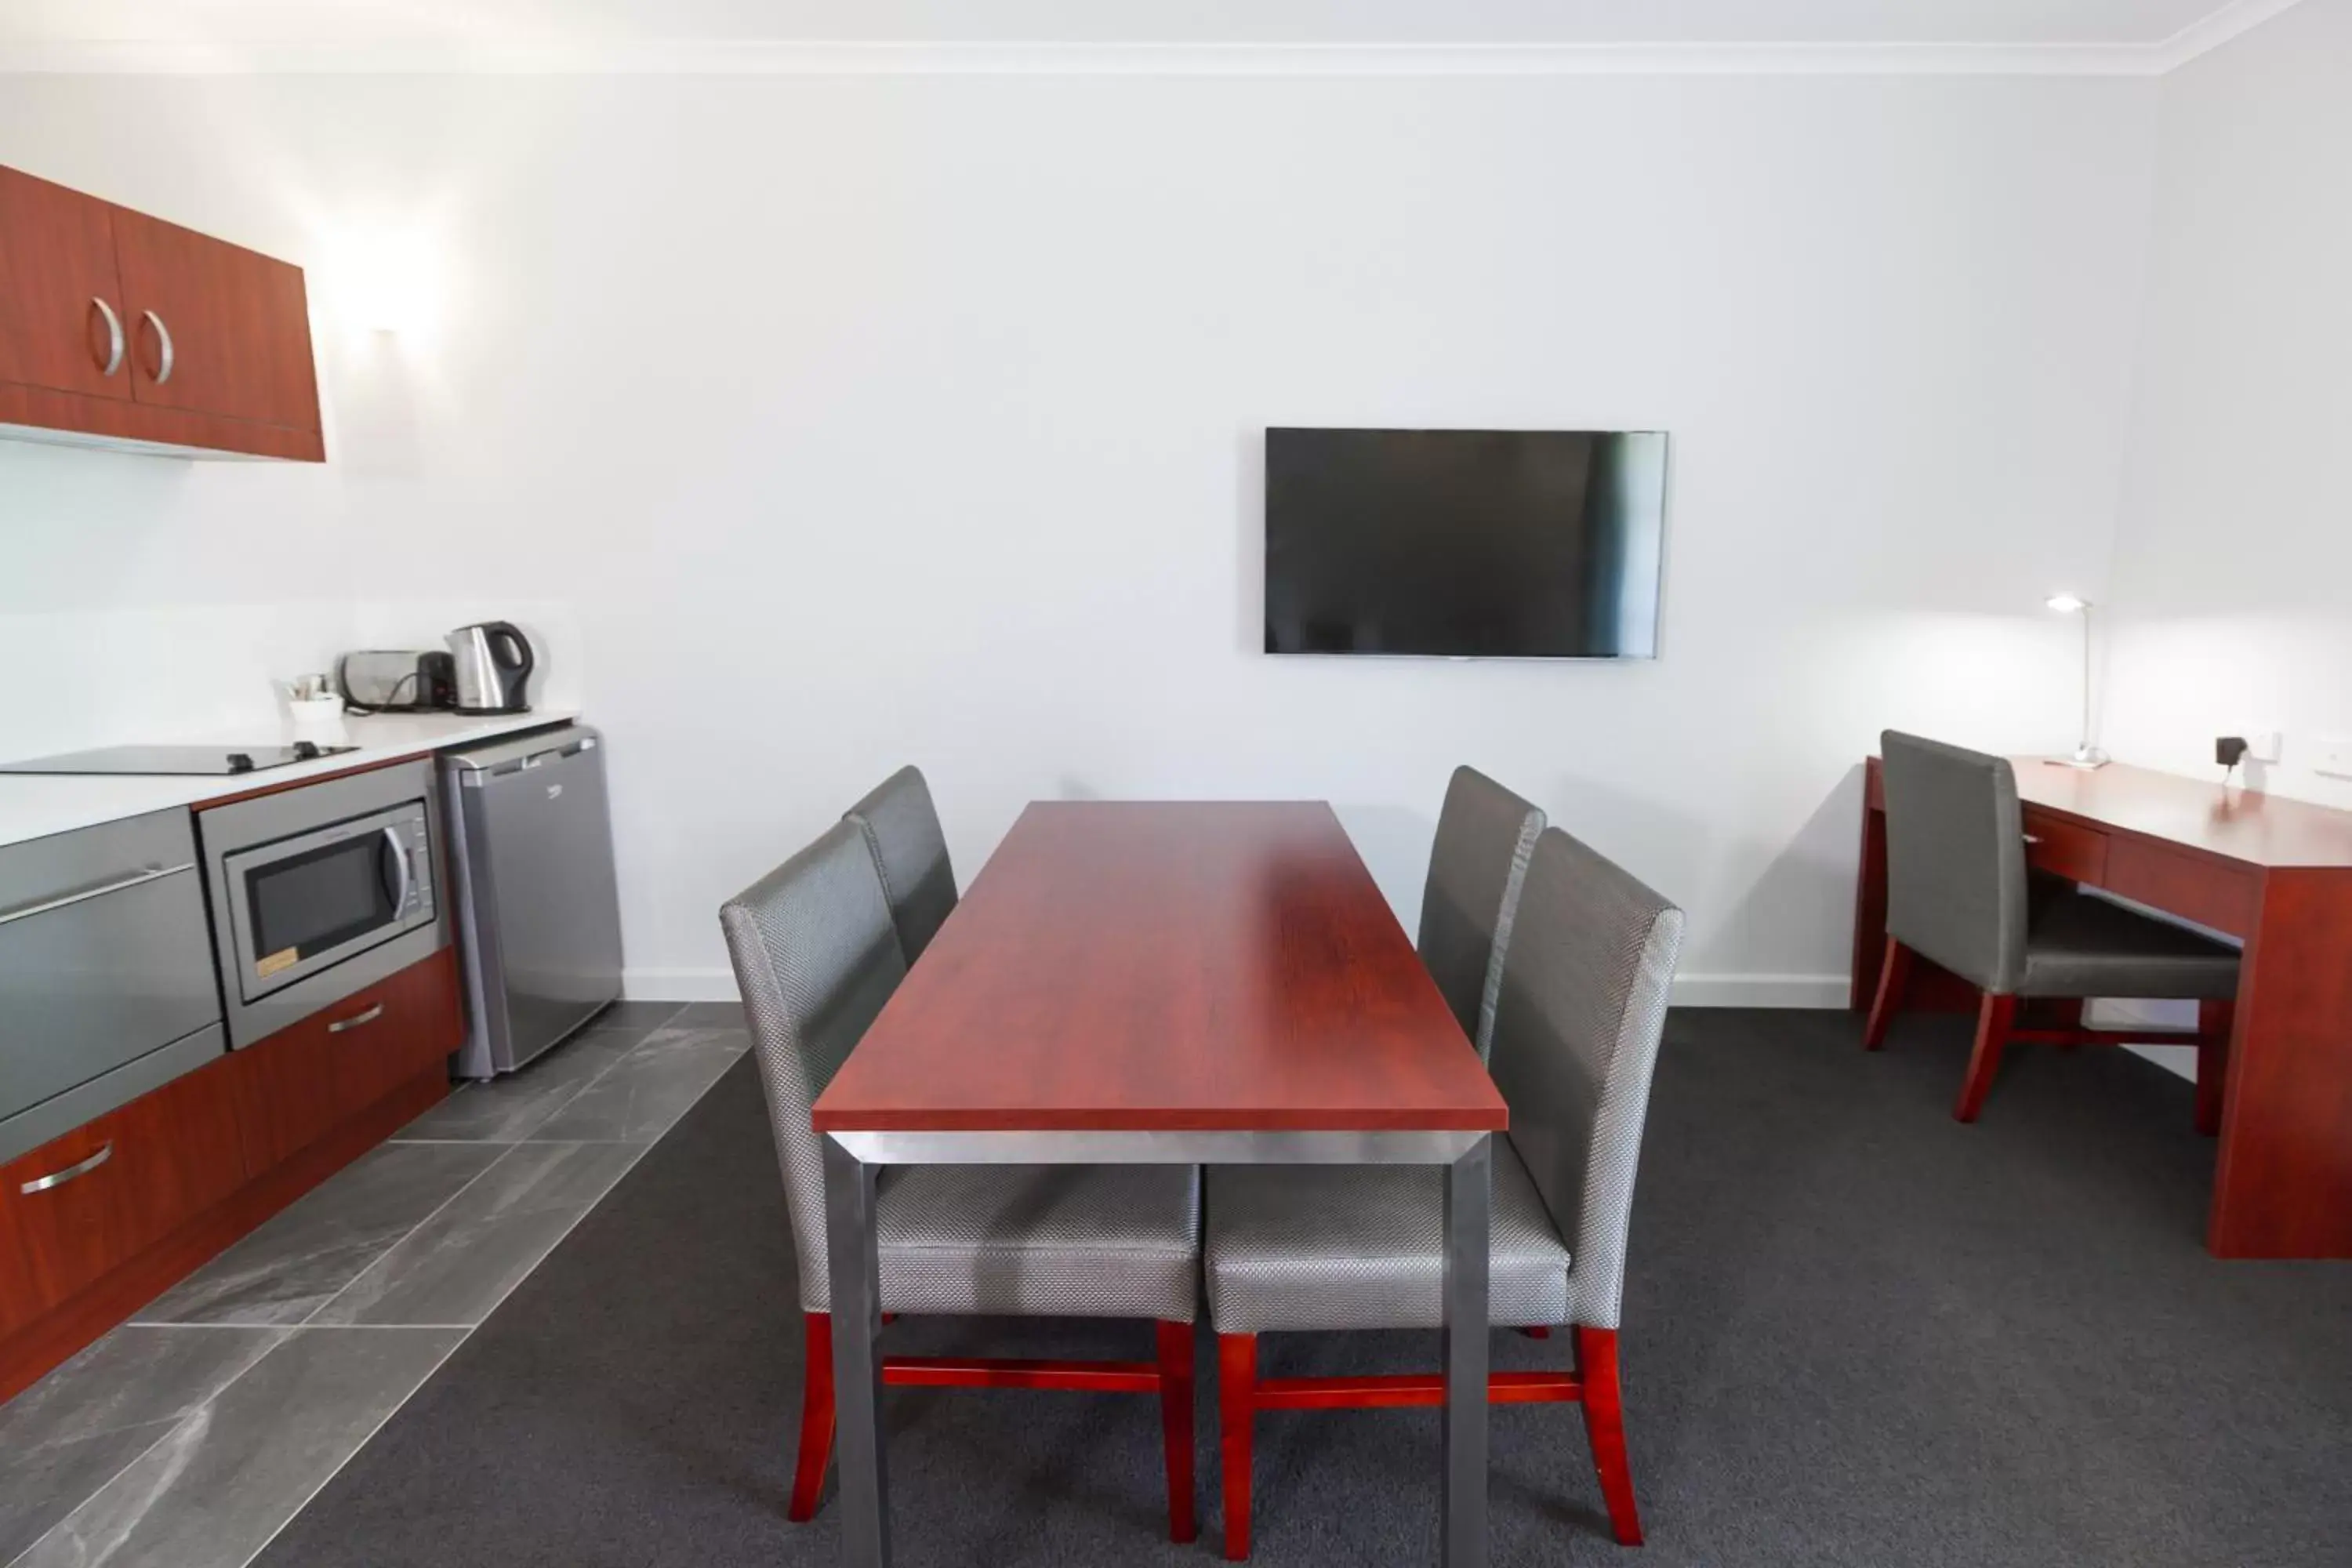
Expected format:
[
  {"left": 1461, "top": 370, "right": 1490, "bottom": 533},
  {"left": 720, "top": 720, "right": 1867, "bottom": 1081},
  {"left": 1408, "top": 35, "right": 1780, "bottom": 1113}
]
[{"left": 0, "top": 0, "right": 2302, "bottom": 70}]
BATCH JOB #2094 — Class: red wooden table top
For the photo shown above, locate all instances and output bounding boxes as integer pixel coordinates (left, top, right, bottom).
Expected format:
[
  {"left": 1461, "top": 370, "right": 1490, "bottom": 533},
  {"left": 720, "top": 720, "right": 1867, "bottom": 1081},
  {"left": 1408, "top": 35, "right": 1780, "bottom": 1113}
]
[
  {"left": 1866, "top": 755, "right": 2352, "bottom": 870},
  {"left": 812, "top": 801, "right": 1508, "bottom": 1134}
]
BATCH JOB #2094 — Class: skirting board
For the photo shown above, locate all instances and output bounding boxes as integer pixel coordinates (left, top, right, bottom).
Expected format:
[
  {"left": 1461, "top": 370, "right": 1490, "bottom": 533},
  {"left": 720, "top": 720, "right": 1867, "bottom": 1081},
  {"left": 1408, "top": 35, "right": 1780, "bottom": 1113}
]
[
  {"left": 626, "top": 967, "right": 1852, "bottom": 1010},
  {"left": 2093, "top": 999, "right": 2201, "bottom": 1083}
]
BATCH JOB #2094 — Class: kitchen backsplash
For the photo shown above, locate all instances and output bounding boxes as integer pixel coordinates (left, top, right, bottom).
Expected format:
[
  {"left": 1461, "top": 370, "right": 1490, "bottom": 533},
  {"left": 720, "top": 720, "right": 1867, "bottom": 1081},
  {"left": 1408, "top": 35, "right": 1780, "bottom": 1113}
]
[{"left": 0, "top": 600, "right": 583, "bottom": 760}]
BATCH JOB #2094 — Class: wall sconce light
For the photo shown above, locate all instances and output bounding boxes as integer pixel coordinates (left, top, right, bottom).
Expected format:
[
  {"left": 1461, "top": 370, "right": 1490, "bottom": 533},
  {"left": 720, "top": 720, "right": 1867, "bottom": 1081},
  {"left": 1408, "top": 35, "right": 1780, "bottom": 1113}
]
[{"left": 320, "top": 215, "right": 446, "bottom": 339}]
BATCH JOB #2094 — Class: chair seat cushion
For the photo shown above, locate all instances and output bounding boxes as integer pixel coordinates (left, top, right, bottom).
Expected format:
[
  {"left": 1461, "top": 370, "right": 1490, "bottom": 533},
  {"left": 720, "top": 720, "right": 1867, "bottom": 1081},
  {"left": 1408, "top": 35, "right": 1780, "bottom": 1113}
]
[
  {"left": 2020, "top": 891, "right": 2241, "bottom": 1000},
  {"left": 869, "top": 1163, "right": 1201, "bottom": 1322},
  {"left": 1204, "top": 1138, "right": 1569, "bottom": 1334}
]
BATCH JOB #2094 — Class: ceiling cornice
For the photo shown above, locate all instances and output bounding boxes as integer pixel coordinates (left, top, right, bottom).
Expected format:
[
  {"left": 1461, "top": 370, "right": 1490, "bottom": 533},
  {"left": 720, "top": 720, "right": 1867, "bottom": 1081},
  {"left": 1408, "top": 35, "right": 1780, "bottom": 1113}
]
[{"left": 0, "top": 3, "right": 2306, "bottom": 78}]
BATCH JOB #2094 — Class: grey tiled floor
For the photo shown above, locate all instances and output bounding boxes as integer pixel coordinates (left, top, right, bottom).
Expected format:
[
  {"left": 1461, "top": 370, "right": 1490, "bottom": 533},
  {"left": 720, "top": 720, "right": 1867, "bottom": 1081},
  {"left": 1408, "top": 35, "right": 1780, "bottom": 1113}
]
[{"left": 0, "top": 1000, "right": 749, "bottom": 1568}]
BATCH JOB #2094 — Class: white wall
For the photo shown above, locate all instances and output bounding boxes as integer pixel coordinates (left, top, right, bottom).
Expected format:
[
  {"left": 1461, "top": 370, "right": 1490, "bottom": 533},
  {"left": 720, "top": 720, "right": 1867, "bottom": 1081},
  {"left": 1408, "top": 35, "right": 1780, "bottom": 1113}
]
[
  {"left": 0, "top": 71, "right": 2160, "bottom": 1000},
  {"left": 2100, "top": 0, "right": 2352, "bottom": 805}
]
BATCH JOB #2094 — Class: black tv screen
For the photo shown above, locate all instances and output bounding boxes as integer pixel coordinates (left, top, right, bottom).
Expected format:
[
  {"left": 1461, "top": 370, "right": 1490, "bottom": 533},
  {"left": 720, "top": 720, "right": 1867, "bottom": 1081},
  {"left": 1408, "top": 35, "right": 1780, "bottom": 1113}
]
[{"left": 1263, "top": 427, "right": 1668, "bottom": 659}]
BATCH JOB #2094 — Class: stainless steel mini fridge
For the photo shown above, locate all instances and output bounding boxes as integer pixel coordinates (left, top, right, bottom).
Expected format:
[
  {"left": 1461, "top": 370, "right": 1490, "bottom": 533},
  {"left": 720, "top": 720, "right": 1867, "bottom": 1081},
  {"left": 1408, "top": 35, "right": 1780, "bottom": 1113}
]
[{"left": 441, "top": 724, "right": 624, "bottom": 1078}]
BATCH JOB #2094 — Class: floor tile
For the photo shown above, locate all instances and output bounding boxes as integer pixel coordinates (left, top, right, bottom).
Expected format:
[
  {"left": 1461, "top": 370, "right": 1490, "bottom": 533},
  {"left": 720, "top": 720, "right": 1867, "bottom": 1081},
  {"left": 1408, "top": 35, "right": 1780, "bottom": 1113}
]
[
  {"left": 581, "top": 999, "right": 689, "bottom": 1034},
  {"left": 9, "top": 1327, "right": 461, "bottom": 1568},
  {"left": 132, "top": 1143, "right": 505, "bottom": 1327},
  {"left": 666, "top": 999, "right": 744, "bottom": 1030},
  {"left": 528, "top": 1023, "right": 747, "bottom": 1145},
  {"left": 0, "top": 1327, "right": 287, "bottom": 1563},
  {"left": 304, "top": 1142, "right": 643, "bottom": 1327},
  {"left": 0, "top": 1326, "right": 290, "bottom": 1453},
  {"left": 390, "top": 1027, "right": 641, "bottom": 1143}
]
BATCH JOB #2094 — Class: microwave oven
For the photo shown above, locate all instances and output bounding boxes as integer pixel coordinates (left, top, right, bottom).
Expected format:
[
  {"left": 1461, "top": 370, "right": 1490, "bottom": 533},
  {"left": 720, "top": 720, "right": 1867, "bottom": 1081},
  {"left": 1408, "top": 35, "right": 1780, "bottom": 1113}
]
[{"left": 197, "top": 759, "right": 448, "bottom": 1047}]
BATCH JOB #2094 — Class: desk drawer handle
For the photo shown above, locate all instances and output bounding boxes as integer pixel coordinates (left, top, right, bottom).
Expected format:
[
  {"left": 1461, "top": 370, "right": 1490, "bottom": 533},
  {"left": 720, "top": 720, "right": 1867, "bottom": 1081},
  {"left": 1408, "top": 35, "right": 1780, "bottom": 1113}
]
[
  {"left": 20, "top": 1141, "right": 114, "bottom": 1195},
  {"left": 2023, "top": 833, "right": 2043, "bottom": 846},
  {"left": 328, "top": 1002, "right": 386, "bottom": 1034}
]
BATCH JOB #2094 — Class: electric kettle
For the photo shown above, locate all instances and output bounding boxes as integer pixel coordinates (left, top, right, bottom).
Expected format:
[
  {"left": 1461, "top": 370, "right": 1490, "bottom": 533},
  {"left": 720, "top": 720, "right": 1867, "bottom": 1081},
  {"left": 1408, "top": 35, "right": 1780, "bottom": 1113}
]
[{"left": 446, "top": 622, "right": 536, "bottom": 714}]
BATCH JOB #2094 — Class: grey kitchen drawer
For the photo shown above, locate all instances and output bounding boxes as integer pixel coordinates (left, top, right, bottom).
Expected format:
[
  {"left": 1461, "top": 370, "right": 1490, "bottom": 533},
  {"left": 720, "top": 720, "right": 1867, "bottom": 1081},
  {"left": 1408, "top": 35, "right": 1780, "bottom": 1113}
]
[{"left": 0, "top": 808, "right": 223, "bottom": 1135}]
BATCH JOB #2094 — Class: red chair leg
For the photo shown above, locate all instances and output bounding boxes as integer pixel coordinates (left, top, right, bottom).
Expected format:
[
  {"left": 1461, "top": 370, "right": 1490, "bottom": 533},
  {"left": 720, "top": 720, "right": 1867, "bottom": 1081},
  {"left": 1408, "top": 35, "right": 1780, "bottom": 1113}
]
[
  {"left": 1156, "top": 1321, "right": 1199, "bottom": 1543},
  {"left": 788, "top": 1311, "right": 836, "bottom": 1523},
  {"left": 1218, "top": 1333, "right": 1258, "bottom": 1561},
  {"left": 1863, "top": 940, "right": 1911, "bottom": 1050},
  {"left": 1573, "top": 1327, "right": 1644, "bottom": 1547},
  {"left": 2196, "top": 999, "right": 2234, "bottom": 1136},
  {"left": 2052, "top": 997, "right": 2086, "bottom": 1047},
  {"left": 1955, "top": 993, "right": 2017, "bottom": 1123}
]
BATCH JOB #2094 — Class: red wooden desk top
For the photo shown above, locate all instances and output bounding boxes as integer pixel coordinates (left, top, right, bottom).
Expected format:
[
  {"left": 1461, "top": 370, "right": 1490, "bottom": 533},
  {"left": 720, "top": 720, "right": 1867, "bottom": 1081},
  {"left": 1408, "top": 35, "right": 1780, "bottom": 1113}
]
[
  {"left": 812, "top": 801, "right": 1508, "bottom": 1135},
  {"left": 1866, "top": 757, "right": 2352, "bottom": 871}
]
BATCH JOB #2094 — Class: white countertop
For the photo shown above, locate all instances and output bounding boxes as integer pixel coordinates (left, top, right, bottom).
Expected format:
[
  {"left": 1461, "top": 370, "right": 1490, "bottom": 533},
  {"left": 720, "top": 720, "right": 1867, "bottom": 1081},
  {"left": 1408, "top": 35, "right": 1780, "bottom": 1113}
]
[{"left": 0, "top": 710, "right": 582, "bottom": 849}]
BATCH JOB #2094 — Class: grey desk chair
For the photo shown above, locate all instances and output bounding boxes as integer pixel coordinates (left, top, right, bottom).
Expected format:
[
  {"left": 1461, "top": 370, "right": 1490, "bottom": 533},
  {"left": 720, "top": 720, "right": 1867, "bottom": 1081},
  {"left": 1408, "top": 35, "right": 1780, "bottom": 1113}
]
[
  {"left": 844, "top": 764, "right": 957, "bottom": 964},
  {"left": 1865, "top": 731, "right": 2241, "bottom": 1125},
  {"left": 720, "top": 822, "right": 1203, "bottom": 1541},
  {"left": 1206, "top": 826, "right": 1684, "bottom": 1558},
  {"left": 1419, "top": 766, "right": 1546, "bottom": 1060}
]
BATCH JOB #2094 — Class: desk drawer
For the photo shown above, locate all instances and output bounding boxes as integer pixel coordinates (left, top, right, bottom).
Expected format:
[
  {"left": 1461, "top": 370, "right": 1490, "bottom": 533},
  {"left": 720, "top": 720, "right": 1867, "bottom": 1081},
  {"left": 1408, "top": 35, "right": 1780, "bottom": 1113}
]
[
  {"left": 2103, "top": 840, "right": 2262, "bottom": 939},
  {"left": 2024, "top": 813, "right": 2109, "bottom": 884}
]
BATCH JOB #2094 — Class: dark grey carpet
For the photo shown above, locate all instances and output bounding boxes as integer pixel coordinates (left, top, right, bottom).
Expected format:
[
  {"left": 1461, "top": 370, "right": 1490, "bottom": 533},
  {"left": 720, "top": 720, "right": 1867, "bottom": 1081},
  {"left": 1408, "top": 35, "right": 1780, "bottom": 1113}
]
[{"left": 256, "top": 1010, "right": 2352, "bottom": 1568}]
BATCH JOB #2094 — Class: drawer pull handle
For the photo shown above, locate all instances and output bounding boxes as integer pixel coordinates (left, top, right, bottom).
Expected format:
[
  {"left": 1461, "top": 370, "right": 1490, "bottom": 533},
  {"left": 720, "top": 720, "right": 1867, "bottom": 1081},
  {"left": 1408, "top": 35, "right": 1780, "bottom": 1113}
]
[
  {"left": 0, "top": 862, "right": 194, "bottom": 928},
  {"left": 328, "top": 1002, "right": 386, "bottom": 1033},
  {"left": 20, "top": 1142, "right": 114, "bottom": 1195},
  {"left": 2023, "top": 833, "right": 2043, "bottom": 846}
]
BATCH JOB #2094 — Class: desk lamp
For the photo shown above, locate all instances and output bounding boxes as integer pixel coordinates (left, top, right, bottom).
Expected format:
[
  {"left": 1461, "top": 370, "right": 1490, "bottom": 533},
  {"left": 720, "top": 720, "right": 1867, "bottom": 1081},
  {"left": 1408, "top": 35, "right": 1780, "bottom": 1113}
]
[{"left": 2045, "top": 593, "right": 2107, "bottom": 768}]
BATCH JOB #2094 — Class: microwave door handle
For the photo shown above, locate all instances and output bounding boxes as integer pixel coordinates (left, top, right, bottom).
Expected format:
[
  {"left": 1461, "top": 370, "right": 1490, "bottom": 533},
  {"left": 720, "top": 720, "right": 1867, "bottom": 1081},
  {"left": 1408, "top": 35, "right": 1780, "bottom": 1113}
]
[{"left": 382, "top": 825, "right": 412, "bottom": 914}]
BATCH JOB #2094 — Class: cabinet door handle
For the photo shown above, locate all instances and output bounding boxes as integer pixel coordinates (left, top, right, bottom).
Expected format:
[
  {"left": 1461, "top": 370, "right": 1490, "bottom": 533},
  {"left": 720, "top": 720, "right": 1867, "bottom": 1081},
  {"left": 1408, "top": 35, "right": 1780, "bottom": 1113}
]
[
  {"left": 328, "top": 1002, "right": 386, "bottom": 1034},
  {"left": 91, "top": 297, "right": 125, "bottom": 375},
  {"left": 20, "top": 1141, "right": 114, "bottom": 1195},
  {"left": 142, "top": 309, "right": 176, "bottom": 386}
]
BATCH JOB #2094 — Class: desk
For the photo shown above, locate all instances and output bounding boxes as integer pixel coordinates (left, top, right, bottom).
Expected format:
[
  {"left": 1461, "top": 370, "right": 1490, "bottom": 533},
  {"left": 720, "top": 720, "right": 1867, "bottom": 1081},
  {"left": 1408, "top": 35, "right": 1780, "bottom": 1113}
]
[
  {"left": 812, "top": 801, "right": 1509, "bottom": 1566},
  {"left": 1853, "top": 757, "right": 2352, "bottom": 1259}
]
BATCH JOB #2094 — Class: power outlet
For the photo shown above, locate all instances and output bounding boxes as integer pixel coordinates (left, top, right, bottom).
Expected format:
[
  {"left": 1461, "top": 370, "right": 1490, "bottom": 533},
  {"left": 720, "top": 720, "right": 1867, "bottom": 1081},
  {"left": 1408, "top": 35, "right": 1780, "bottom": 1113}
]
[
  {"left": 2249, "top": 731, "right": 2284, "bottom": 764},
  {"left": 2316, "top": 736, "right": 2352, "bottom": 780}
]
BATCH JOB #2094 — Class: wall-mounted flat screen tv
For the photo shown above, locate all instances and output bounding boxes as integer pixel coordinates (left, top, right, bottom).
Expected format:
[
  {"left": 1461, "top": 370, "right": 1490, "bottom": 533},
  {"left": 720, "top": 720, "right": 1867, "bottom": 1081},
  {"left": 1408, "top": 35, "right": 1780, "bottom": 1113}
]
[{"left": 1263, "top": 427, "right": 1668, "bottom": 659}]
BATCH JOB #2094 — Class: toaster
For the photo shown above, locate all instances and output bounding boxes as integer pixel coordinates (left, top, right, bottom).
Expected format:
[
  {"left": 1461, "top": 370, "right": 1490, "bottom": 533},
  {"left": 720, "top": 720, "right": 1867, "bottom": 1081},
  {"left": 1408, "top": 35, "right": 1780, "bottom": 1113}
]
[{"left": 337, "top": 649, "right": 457, "bottom": 713}]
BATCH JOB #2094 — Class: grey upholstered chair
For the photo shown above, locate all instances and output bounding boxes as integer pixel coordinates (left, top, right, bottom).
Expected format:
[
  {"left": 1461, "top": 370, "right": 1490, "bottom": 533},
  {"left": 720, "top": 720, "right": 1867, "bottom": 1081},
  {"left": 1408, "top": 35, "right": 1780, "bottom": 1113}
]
[
  {"left": 720, "top": 821, "right": 1203, "bottom": 1540},
  {"left": 1866, "top": 730, "right": 2241, "bottom": 1125},
  {"left": 1418, "top": 766, "right": 1546, "bottom": 1060},
  {"left": 1207, "top": 826, "right": 1684, "bottom": 1557},
  {"left": 844, "top": 764, "right": 958, "bottom": 964}
]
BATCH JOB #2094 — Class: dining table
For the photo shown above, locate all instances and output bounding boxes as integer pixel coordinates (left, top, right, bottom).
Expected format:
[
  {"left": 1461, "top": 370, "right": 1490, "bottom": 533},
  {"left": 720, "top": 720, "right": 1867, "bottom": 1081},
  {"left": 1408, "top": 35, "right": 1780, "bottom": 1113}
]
[{"left": 811, "top": 800, "right": 1510, "bottom": 1566}]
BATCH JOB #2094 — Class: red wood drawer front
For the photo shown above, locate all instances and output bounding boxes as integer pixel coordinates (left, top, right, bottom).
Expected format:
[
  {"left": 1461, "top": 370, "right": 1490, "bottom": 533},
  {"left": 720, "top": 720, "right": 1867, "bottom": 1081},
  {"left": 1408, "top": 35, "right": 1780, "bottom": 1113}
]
[
  {"left": 2024, "top": 811, "right": 2110, "bottom": 885},
  {"left": 2103, "top": 839, "right": 2264, "bottom": 939},
  {"left": 230, "top": 949, "right": 462, "bottom": 1175},
  {"left": 0, "top": 1058, "right": 245, "bottom": 1335}
]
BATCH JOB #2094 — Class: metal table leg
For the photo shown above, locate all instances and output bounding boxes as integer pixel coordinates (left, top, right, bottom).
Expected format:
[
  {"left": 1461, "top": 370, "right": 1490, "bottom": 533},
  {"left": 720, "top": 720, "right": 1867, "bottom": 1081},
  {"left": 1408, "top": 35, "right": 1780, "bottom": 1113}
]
[
  {"left": 1441, "top": 1134, "right": 1491, "bottom": 1566},
  {"left": 824, "top": 1136, "right": 891, "bottom": 1568}
]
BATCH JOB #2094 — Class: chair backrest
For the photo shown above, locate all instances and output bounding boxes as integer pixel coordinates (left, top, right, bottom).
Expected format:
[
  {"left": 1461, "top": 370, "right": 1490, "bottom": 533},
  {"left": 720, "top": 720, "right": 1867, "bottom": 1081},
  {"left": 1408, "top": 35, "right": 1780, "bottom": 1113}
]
[
  {"left": 720, "top": 820, "right": 909, "bottom": 1312},
  {"left": 1488, "top": 826, "right": 1683, "bottom": 1332},
  {"left": 1878, "top": 730, "right": 2029, "bottom": 994},
  {"left": 1417, "top": 767, "right": 1546, "bottom": 1061},
  {"left": 844, "top": 765, "right": 959, "bottom": 964}
]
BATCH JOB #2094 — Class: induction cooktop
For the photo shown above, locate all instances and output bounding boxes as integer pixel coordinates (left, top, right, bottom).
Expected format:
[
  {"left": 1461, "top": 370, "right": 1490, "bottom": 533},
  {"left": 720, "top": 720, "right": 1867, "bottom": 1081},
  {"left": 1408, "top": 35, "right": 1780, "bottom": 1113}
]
[{"left": 0, "top": 742, "right": 360, "bottom": 777}]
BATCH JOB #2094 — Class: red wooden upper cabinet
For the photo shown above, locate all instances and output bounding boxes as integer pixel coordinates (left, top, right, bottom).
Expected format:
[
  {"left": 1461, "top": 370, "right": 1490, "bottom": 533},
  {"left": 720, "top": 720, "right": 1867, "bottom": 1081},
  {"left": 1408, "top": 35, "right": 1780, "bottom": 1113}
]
[
  {"left": 0, "top": 165, "right": 134, "bottom": 404},
  {"left": 114, "top": 208, "right": 323, "bottom": 437},
  {"left": 0, "top": 162, "right": 324, "bottom": 461}
]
